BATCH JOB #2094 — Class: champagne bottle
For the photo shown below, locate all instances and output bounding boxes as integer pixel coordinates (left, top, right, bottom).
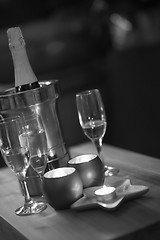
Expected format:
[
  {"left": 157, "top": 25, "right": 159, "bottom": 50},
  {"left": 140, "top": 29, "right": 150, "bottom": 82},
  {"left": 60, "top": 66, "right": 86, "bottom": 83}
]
[
  {"left": 7, "top": 27, "right": 40, "bottom": 92},
  {"left": 7, "top": 27, "right": 42, "bottom": 197}
]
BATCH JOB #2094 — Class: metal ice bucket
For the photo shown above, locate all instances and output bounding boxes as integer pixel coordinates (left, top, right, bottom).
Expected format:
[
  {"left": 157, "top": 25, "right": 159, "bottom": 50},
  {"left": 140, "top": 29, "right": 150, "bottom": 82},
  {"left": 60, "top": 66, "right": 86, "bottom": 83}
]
[{"left": 0, "top": 80, "right": 69, "bottom": 196}]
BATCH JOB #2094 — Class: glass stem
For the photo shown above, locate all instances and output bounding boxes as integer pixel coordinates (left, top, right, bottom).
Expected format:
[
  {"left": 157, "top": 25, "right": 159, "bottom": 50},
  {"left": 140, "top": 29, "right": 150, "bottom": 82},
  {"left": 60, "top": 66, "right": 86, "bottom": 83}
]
[
  {"left": 39, "top": 174, "right": 44, "bottom": 185},
  {"left": 93, "top": 138, "right": 104, "bottom": 165},
  {"left": 39, "top": 173, "right": 45, "bottom": 198},
  {"left": 20, "top": 179, "right": 31, "bottom": 203}
]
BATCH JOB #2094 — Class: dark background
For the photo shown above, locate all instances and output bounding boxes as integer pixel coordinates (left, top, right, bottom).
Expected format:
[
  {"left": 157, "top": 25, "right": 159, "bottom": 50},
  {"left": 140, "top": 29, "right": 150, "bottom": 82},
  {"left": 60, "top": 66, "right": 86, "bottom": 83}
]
[{"left": 0, "top": 0, "right": 160, "bottom": 168}]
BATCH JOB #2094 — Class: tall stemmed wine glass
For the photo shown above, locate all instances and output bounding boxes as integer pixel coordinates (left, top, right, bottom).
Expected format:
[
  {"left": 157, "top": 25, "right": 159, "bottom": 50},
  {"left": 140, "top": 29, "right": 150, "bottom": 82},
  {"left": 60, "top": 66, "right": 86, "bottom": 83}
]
[
  {"left": 22, "top": 113, "right": 48, "bottom": 206},
  {"left": 0, "top": 116, "right": 46, "bottom": 216},
  {"left": 76, "top": 89, "right": 119, "bottom": 176}
]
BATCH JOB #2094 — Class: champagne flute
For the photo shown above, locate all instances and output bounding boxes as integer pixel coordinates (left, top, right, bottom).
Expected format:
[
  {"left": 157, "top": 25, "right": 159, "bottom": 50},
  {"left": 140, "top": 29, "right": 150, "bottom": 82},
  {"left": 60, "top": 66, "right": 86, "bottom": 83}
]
[
  {"left": 23, "top": 114, "right": 48, "bottom": 205},
  {"left": 0, "top": 116, "right": 46, "bottom": 216},
  {"left": 76, "top": 89, "right": 119, "bottom": 176}
]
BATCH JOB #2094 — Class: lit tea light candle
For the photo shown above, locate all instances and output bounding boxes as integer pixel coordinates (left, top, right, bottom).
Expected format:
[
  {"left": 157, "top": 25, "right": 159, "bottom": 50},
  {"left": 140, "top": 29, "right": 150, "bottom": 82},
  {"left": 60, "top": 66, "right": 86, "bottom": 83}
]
[{"left": 95, "top": 185, "right": 116, "bottom": 202}]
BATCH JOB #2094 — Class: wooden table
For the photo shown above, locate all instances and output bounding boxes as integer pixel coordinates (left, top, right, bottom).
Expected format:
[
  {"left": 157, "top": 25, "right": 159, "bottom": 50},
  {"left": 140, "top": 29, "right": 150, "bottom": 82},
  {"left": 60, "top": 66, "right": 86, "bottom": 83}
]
[{"left": 0, "top": 142, "right": 160, "bottom": 240}]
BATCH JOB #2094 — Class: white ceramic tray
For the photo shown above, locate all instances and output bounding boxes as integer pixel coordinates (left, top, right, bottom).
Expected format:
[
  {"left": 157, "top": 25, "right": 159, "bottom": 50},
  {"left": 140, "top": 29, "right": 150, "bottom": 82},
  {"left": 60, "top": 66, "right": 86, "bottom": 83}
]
[{"left": 71, "top": 179, "right": 149, "bottom": 211}]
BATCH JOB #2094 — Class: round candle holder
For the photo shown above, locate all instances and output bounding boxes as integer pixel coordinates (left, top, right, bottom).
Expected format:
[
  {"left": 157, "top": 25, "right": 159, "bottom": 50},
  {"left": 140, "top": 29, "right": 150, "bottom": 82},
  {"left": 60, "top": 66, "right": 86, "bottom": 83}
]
[
  {"left": 68, "top": 154, "right": 104, "bottom": 188},
  {"left": 43, "top": 167, "right": 83, "bottom": 210}
]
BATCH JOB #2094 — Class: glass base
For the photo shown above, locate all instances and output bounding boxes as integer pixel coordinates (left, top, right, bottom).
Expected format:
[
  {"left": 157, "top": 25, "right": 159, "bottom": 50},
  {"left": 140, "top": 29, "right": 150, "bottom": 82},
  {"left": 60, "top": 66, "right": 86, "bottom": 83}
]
[
  {"left": 104, "top": 165, "right": 119, "bottom": 177},
  {"left": 15, "top": 199, "right": 47, "bottom": 216}
]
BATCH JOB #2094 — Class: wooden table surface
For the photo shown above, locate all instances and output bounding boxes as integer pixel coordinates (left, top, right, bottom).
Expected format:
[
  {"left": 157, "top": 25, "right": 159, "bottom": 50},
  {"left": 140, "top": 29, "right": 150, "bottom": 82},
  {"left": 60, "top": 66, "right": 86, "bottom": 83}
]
[{"left": 0, "top": 142, "right": 160, "bottom": 240}]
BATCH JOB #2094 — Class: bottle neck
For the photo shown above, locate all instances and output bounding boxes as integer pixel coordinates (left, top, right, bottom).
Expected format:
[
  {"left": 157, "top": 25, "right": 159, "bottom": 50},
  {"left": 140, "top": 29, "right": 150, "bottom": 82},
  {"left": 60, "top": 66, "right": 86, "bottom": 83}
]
[
  {"left": 7, "top": 27, "right": 40, "bottom": 92},
  {"left": 10, "top": 43, "right": 38, "bottom": 88}
]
